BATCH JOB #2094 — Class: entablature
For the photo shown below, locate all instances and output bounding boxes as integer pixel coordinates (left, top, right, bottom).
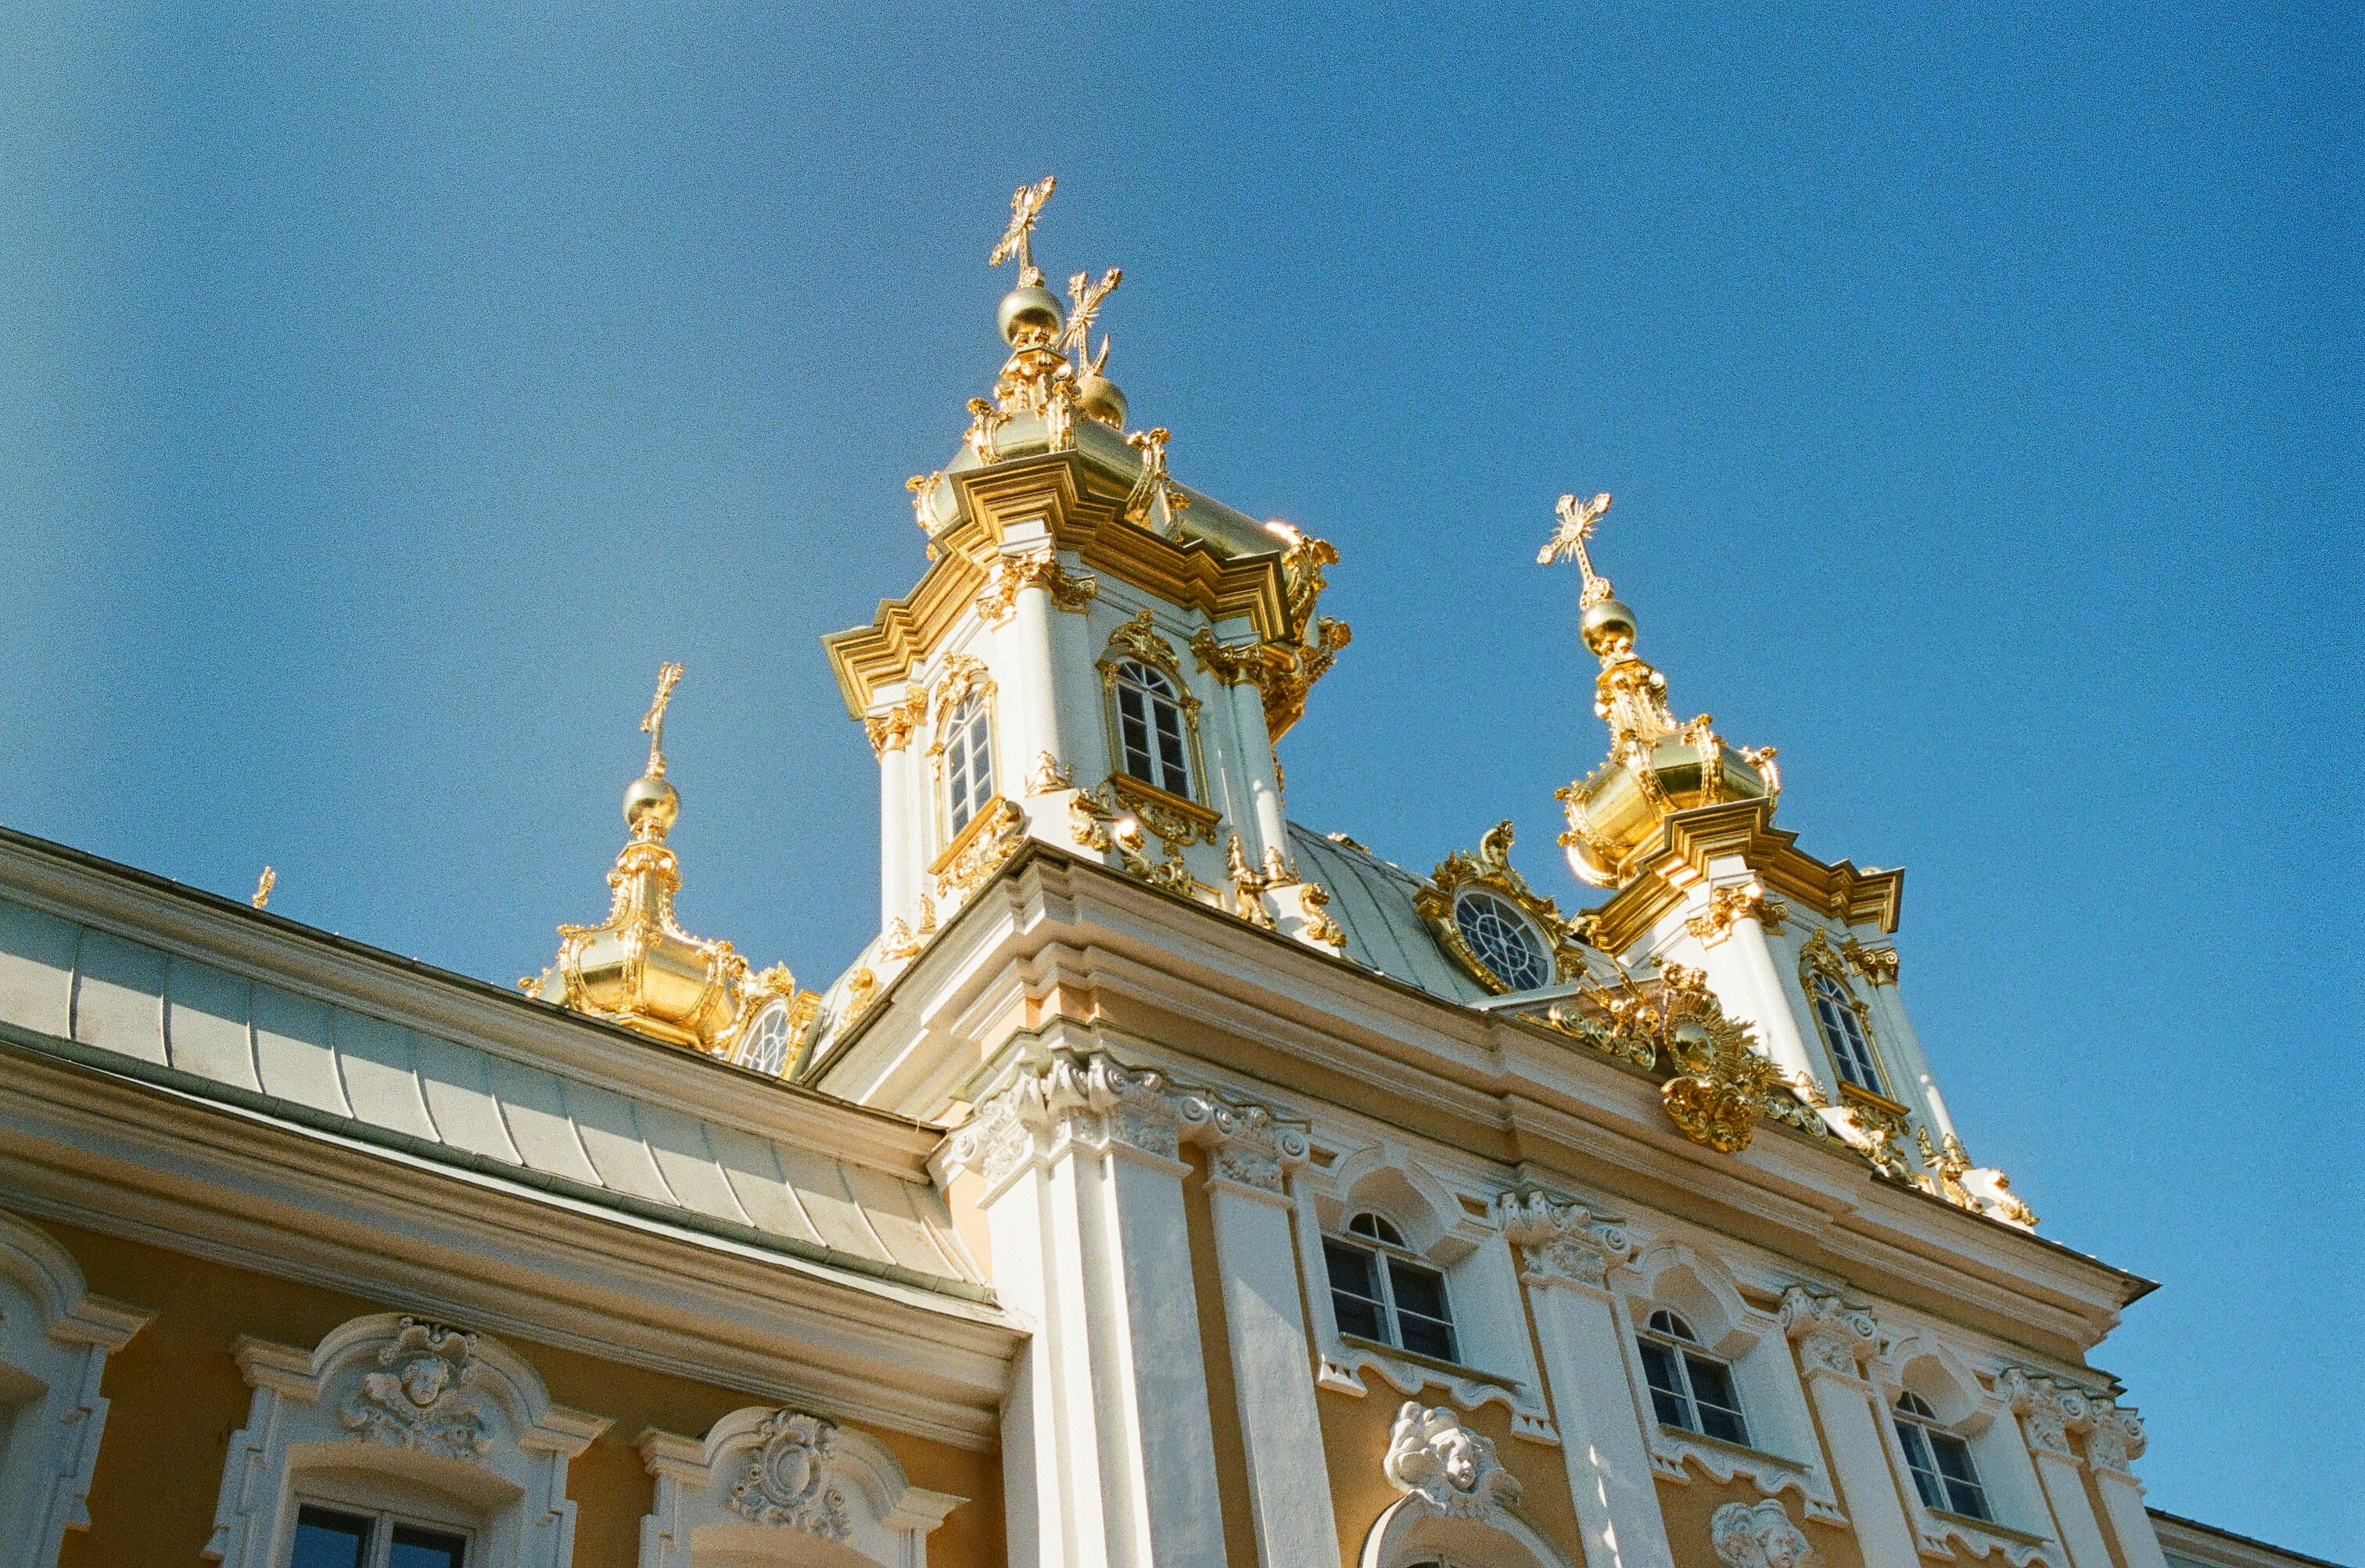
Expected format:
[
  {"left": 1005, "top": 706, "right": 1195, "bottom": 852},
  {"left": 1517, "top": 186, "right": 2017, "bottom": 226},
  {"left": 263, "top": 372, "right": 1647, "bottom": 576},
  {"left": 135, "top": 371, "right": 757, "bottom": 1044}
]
[
  {"left": 825, "top": 450, "right": 1295, "bottom": 719},
  {"left": 810, "top": 844, "right": 2148, "bottom": 1363},
  {"left": 1588, "top": 799, "right": 1904, "bottom": 956}
]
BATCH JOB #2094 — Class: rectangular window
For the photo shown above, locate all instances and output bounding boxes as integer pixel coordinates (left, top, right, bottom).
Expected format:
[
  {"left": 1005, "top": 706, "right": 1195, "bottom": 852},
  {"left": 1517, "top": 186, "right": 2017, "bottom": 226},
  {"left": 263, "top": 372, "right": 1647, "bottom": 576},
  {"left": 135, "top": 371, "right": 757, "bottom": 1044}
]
[
  {"left": 388, "top": 1527, "right": 468, "bottom": 1568},
  {"left": 1324, "top": 1240, "right": 1385, "bottom": 1342}
]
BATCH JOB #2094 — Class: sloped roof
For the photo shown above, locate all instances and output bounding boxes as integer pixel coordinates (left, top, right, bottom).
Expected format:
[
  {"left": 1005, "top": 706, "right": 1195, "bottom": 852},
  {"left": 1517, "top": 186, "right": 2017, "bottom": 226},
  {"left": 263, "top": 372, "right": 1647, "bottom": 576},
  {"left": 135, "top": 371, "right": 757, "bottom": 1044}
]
[
  {"left": 1285, "top": 823, "right": 1495, "bottom": 1004},
  {"left": 0, "top": 853, "right": 985, "bottom": 1301}
]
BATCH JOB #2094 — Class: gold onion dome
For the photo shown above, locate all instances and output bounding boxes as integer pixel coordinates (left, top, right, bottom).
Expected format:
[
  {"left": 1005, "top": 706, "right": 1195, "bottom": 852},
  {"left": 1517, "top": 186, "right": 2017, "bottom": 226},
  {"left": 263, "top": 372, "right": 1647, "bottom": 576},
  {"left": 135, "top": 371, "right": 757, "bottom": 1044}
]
[
  {"left": 524, "top": 662, "right": 804, "bottom": 1059},
  {"left": 1539, "top": 493, "right": 1778, "bottom": 888}
]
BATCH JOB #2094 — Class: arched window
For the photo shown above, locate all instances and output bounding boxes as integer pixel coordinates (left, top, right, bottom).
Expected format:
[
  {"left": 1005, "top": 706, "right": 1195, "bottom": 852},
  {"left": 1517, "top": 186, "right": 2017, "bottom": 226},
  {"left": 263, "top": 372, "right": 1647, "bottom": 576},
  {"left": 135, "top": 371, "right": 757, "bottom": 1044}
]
[
  {"left": 1452, "top": 889, "right": 1552, "bottom": 992},
  {"left": 1893, "top": 1390, "right": 1990, "bottom": 1521},
  {"left": 1111, "top": 658, "right": 1192, "bottom": 798},
  {"left": 1810, "top": 972, "right": 1884, "bottom": 1094},
  {"left": 942, "top": 692, "right": 994, "bottom": 838},
  {"left": 735, "top": 998, "right": 795, "bottom": 1078},
  {"left": 1324, "top": 1211, "right": 1457, "bottom": 1363},
  {"left": 1637, "top": 1309, "right": 1749, "bottom": 1446}
]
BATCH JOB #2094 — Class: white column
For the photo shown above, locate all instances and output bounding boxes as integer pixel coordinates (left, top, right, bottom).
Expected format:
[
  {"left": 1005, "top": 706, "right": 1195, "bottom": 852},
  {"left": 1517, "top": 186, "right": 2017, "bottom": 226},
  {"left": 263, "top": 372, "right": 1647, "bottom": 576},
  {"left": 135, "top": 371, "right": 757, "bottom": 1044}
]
[
  {"left": 1201, "top": 1117, "right": 1340, "bottom": 1568},
  {"left": 877, "top": 710, "right": 917, "bottom": 927},
  {"left": 939, "top": 1053, "right": 1230, "bottom": 1568},
  {"left": 2083, "top": 1403, "right": 2169, "bottom": 1568},
  {"left": 1004, "top": 560, "right": 1068, "bottom": 781},
  {"left": 1226, "top": 682, "right": 1289, "bottom": 866},
  {"left": 1999, "top": 1373, "right": 2119, "bottom": 1568},
  {"left": 1691, "top": 895, "right": 1819, "bottom": 1085},
  {"left": 1496, "top": 1193, "right": 1674, "bottom": 1568},
  {"left": 1778, "top": 1289, "right": 1918, "bottom": 1568}
]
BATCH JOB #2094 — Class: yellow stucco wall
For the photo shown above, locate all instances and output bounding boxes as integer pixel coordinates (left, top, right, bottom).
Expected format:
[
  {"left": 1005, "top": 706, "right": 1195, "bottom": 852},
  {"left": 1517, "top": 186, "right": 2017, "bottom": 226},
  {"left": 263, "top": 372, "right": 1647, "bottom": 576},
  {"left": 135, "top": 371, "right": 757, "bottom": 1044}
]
[
  {"left": 1653, "top": 1463, "right": 1868, "bottom": 1568},
  {"left": 1319, "top": 1381, "right": 1585, "bottom": 1568},
  {"left": 32, "top": 1214, "right": 1004, "bottom": 1568}
]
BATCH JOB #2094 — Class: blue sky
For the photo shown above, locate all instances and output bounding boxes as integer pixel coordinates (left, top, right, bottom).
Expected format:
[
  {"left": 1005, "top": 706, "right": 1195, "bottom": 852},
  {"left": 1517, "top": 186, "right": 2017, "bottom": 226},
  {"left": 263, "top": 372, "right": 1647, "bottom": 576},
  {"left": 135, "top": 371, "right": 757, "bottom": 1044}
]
[{"left": 1, "top": 4, "right": 2356, "bottom": 1555}]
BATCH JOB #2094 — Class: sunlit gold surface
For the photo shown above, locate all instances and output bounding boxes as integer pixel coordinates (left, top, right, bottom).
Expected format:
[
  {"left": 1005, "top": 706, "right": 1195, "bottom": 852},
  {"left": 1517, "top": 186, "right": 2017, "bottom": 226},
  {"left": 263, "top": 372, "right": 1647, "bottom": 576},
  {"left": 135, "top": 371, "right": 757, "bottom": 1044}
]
[
  {"left": 251, "top": 866, "right": 275, "bottom": 910},
  {"left": 527, "top": 664, "right": 816, "bottom": 1064},
  {"left": 1411, "top": 820, "right": 1595, "bottom": 994}
]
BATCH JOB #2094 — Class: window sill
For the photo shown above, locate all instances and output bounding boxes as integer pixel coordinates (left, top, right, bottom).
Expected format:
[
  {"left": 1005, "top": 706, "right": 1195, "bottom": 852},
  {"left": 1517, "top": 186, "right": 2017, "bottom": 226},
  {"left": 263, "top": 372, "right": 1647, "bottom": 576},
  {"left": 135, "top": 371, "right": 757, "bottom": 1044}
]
[
  {"left": 1656, "top": 1423, "right": 1811, "bottom": 1477},
  {"left": 1927, "top": 1508, "right": 2047, "bottom": 1548},
  {"left": 1337, "top": 1333, "right": 1517, "bottom": 1393},
  {"left": 1837, "top": 1081, "right": 1910, "bottom": 1118},
  {"left": 1107, "top": 773, "right": 1219, "bottom": 832}
]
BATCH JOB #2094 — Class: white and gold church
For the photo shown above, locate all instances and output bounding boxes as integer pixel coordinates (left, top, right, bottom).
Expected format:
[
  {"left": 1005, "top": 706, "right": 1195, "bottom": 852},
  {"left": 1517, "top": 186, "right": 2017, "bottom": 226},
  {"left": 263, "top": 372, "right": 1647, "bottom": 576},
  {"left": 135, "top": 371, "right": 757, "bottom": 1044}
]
[{"left": 0, "top": 180, "right": 2328, "bottom": 1568}]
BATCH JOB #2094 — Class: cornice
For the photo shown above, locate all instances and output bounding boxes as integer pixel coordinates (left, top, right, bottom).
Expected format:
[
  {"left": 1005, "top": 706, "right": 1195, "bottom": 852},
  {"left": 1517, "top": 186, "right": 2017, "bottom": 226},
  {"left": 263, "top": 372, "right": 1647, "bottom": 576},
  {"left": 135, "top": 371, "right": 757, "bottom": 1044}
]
[
  {"left": 811, "top": 841, "right": 2148, "bottom": 1360},
  {"left": 1587, "top": 800, "right": 1905, "bottom": 954},
  {"left": 824, "top": 453, "right": 1294, "bottom": 717},
  {"left": 0, "top": 827, "right": 944, "bottom": 1180},
  {"left": 0, "top": 1042, "right": 1017, "bottom": 1448}
]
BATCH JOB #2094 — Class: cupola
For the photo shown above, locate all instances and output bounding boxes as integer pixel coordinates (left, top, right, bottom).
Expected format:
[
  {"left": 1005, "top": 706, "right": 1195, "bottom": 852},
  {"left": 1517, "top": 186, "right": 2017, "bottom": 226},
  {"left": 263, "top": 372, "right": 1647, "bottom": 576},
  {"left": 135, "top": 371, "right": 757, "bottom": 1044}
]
[
  {"left": 524, "top": 662, "right": 815, "bottom": 1071},
  {"left": 1541, "top": 493, "right": 1780, "bottom": 888}
]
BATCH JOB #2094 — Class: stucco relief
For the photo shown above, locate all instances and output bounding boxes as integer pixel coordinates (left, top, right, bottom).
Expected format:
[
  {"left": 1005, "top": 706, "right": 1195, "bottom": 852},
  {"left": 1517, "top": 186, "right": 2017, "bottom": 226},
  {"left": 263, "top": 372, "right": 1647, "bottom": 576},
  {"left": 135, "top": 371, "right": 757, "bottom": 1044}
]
[
  {"left": 937, "top": 1048, "right": 1309, "bottom": 1197},
  {"left": 342, "top": 1318, "right": 488, "bottom": 1458},
  {"left": 639, "top": 1405, "right": 964, "bottom": 1568},
  {"left": 1494, "top": 1188, "right": 1631, "bottom": 1290},
  {"left": 207, "top": 1312, "right": 608, "bottom": 1568},
  {"left": 1778, "top": 1286, "right": 1878, "bottom": 1380},
  {"left": 1383, "top": 1402, "right": 1522, "bottom": 1522},
  {"left": 1710, "top": 1498, "right": 1820, "bottom": 1568}
]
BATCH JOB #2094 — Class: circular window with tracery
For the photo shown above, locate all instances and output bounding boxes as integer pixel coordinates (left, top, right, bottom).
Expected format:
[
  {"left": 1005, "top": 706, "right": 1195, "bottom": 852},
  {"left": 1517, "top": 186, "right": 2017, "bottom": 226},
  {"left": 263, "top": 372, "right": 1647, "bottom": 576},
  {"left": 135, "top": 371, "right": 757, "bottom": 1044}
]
[{"left": 1453, "top": 888, "right": 1552, "bottom": 991}]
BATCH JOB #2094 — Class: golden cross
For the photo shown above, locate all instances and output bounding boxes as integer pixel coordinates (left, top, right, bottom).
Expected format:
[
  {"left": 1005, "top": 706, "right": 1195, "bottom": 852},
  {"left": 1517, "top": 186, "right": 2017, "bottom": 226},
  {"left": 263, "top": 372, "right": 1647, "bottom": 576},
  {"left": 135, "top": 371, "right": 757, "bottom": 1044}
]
[
  {"left": 1059, "top": 267, "right": 1121, "bottom": 366},
  {"left": 1537, "top": 491, "right": 1613, "bottom": 583},
  {"left": 988, "top": 177, "right": 1057, "bottom": 286},
  {"left": 641, "top": 662, "right": 684, "bottom": 777}
]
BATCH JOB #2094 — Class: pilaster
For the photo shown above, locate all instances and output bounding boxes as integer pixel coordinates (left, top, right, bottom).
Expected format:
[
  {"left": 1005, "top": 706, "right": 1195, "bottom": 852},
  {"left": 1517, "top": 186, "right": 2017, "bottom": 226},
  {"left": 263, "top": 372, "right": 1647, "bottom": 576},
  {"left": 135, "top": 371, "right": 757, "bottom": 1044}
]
[
  {"left": 1778, "top": 1287, "right": 1918, "bottom": 1568},
  {"left": 1495, "top": 1190, "right": 1674, "bottom": 1568},
  {"left": 1999, "top": 1371, "right": 2117, "bottom": 1568},
  {"left": 939, "top": 1051, "right": 1320, "bottom": 1568},
  {"left": 2081, "top": 1401, "right": 2169, "bottom": 1568},
  {"left": 1686, "top": 883, "right": 1820, "bottom": 1089}
]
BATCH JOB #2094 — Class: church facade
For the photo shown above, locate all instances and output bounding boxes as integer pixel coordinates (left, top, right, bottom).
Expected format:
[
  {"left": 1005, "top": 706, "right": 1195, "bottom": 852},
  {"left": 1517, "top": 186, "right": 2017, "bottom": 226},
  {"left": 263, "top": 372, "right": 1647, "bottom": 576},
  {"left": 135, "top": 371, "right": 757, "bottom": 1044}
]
[{"left": 0, "top": 181, "right": 2330, "bottom": 1568}]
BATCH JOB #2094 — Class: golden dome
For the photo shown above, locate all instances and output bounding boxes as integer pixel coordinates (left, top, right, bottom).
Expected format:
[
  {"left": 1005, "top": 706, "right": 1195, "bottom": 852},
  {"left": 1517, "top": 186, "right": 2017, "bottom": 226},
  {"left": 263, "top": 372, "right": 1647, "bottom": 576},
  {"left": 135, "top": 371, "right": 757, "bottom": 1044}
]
[
  {"left": 525, "top": 663, "right": 812, "bottom": 1064},
  {"left": 1540, "top": 495, "right": 1779, "bottom": 888}
]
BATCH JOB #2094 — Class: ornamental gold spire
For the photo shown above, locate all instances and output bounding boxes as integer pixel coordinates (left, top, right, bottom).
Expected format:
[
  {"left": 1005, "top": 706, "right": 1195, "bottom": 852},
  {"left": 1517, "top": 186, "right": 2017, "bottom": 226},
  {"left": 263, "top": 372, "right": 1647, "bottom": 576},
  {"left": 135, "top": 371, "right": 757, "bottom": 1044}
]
[
  {"left": 1541, "top": 493, "right": 1778, "bottom": 888},
  {"left": 524, "top": 663, "right": 813, "bottom": 1067}
]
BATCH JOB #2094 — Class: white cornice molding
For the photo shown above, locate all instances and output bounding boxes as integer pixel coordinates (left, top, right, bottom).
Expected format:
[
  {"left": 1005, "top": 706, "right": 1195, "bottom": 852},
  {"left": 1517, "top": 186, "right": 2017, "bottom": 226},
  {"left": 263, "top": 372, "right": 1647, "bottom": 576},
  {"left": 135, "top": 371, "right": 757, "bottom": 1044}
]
[
  {"left": 0, "top": 1045, "right": 1017, "bottom": 1449},
  {"left": 824, "top": 850, "right": 2147, "bottom": 1363}
]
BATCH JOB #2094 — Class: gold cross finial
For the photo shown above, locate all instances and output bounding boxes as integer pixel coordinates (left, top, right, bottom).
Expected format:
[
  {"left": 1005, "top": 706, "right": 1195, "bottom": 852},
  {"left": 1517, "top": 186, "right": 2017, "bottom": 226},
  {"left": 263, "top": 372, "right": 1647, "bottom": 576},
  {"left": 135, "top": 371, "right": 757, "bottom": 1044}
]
[
  {"left": 989, "top": 176, "right": 1057, "bottom": 286},
  {"left": 1538, "top": 491, "right": 1613, "bottom": 582},
  {"left": 641, "top": 662, "right": 684, "bottom": 777},
  {"left": 1059, "top": 266, "right": 1121, "bottom": 369}
]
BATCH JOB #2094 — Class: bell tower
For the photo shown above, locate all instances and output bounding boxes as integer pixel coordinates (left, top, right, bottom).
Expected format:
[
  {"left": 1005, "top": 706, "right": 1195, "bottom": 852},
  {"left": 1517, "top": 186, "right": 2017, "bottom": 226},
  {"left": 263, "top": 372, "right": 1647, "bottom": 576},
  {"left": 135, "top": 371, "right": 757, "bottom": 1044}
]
[
  {"left": 824, "top": 178, "right": 1353, "bottom": 992},
  {"left": 1540, "top": 494, "right": 2038, "bottom": 1227}
]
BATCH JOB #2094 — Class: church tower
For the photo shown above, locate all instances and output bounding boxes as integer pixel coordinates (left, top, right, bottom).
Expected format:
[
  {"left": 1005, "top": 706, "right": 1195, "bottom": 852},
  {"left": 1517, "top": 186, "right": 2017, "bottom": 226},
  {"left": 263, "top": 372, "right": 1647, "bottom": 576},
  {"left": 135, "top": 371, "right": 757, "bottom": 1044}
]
[{"left": 823, "top": 178, "right": 1353, "bottom": 1017}]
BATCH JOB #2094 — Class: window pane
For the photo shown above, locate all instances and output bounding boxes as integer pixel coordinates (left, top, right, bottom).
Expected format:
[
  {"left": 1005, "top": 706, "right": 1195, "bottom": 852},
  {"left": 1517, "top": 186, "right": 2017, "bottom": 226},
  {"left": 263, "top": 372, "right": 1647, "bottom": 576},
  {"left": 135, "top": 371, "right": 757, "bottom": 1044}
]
[
  {"left": 1386, "top": 1259, "right": 1449, "bottom": 1322},
  {"left": 1398, "top": 1311, "right": 1456, "bottom": 1362},
  {"left": 1118, "top": 687, "right": 1154, "bottom": 779},
  {"left": 1931, "top": 1434, "right": 1990, "bottom": 1520},
  {"left": 1645, "top": 1343, "right": 1684, "bottom": 1400},
  {"left": 1896, "top": 1421, "right": 1947, "bottom": 1510},
  {"left": 291, "top": 1508, "right": 372, "bottom": 1568},
  {"left": 1153, "top": 705, "right": 1190, "bottom": 794},
  {"left": 1684, "top": 1354, "right": 1749, "bottom": 1445},
  {"left": 389, "top": 1525, "right": 468, "bottom": 1568},
  {"left": 1324, "top": 1240, "right": 1383, "bottom": 1340}
]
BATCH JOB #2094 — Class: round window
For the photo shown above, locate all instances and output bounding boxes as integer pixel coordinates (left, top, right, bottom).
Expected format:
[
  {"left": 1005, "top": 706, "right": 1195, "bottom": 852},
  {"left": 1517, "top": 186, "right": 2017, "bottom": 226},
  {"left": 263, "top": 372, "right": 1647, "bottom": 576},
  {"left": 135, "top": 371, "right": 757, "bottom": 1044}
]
[{"left": 1453, "top": 888, "right": 1552, "bottom": 991}]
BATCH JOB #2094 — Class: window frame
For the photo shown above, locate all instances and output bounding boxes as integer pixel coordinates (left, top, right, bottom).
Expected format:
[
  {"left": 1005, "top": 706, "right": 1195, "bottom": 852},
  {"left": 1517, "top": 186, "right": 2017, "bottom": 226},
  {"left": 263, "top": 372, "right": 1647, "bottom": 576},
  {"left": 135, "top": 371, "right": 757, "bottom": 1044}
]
[
  {"left": 1892, "top": 1390, "right": 1994, "bottom": 1523},
  {"left": 291, "top": 1500, "right": 472, "bottom": 1568},
  {"left": 1324, "top": 1212, "right": 1461, "bottom": 1366},
  {"left": 1449, "top": 888, "right": 1554, "bottom": 992},
  {"left": 1808, "top": 970, "right": 1886, "bottom": 1096},
  {"left": 938, "top": 690, "right": 997, "bottom": 843},
  {"left": 1108, "top": 658, "right": 1196, "bottom": 801},
  {"left": 1635, "top": 1309, "right": 1752, "bottom": 1448}
]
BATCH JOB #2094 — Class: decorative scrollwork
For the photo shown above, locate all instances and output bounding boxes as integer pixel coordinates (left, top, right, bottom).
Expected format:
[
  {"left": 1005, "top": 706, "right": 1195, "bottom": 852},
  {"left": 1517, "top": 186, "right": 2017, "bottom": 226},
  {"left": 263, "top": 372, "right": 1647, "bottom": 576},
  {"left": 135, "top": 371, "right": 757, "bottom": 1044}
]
[
  {"left": 1412, "top": 820, "right": 1592, "bottom": 993},
  {"left": 341, "top": 1319, "right": 488, "bottom": 1459},
  {"left": 727, "top": 1410, "right": 850, "bottom": 1539}
]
